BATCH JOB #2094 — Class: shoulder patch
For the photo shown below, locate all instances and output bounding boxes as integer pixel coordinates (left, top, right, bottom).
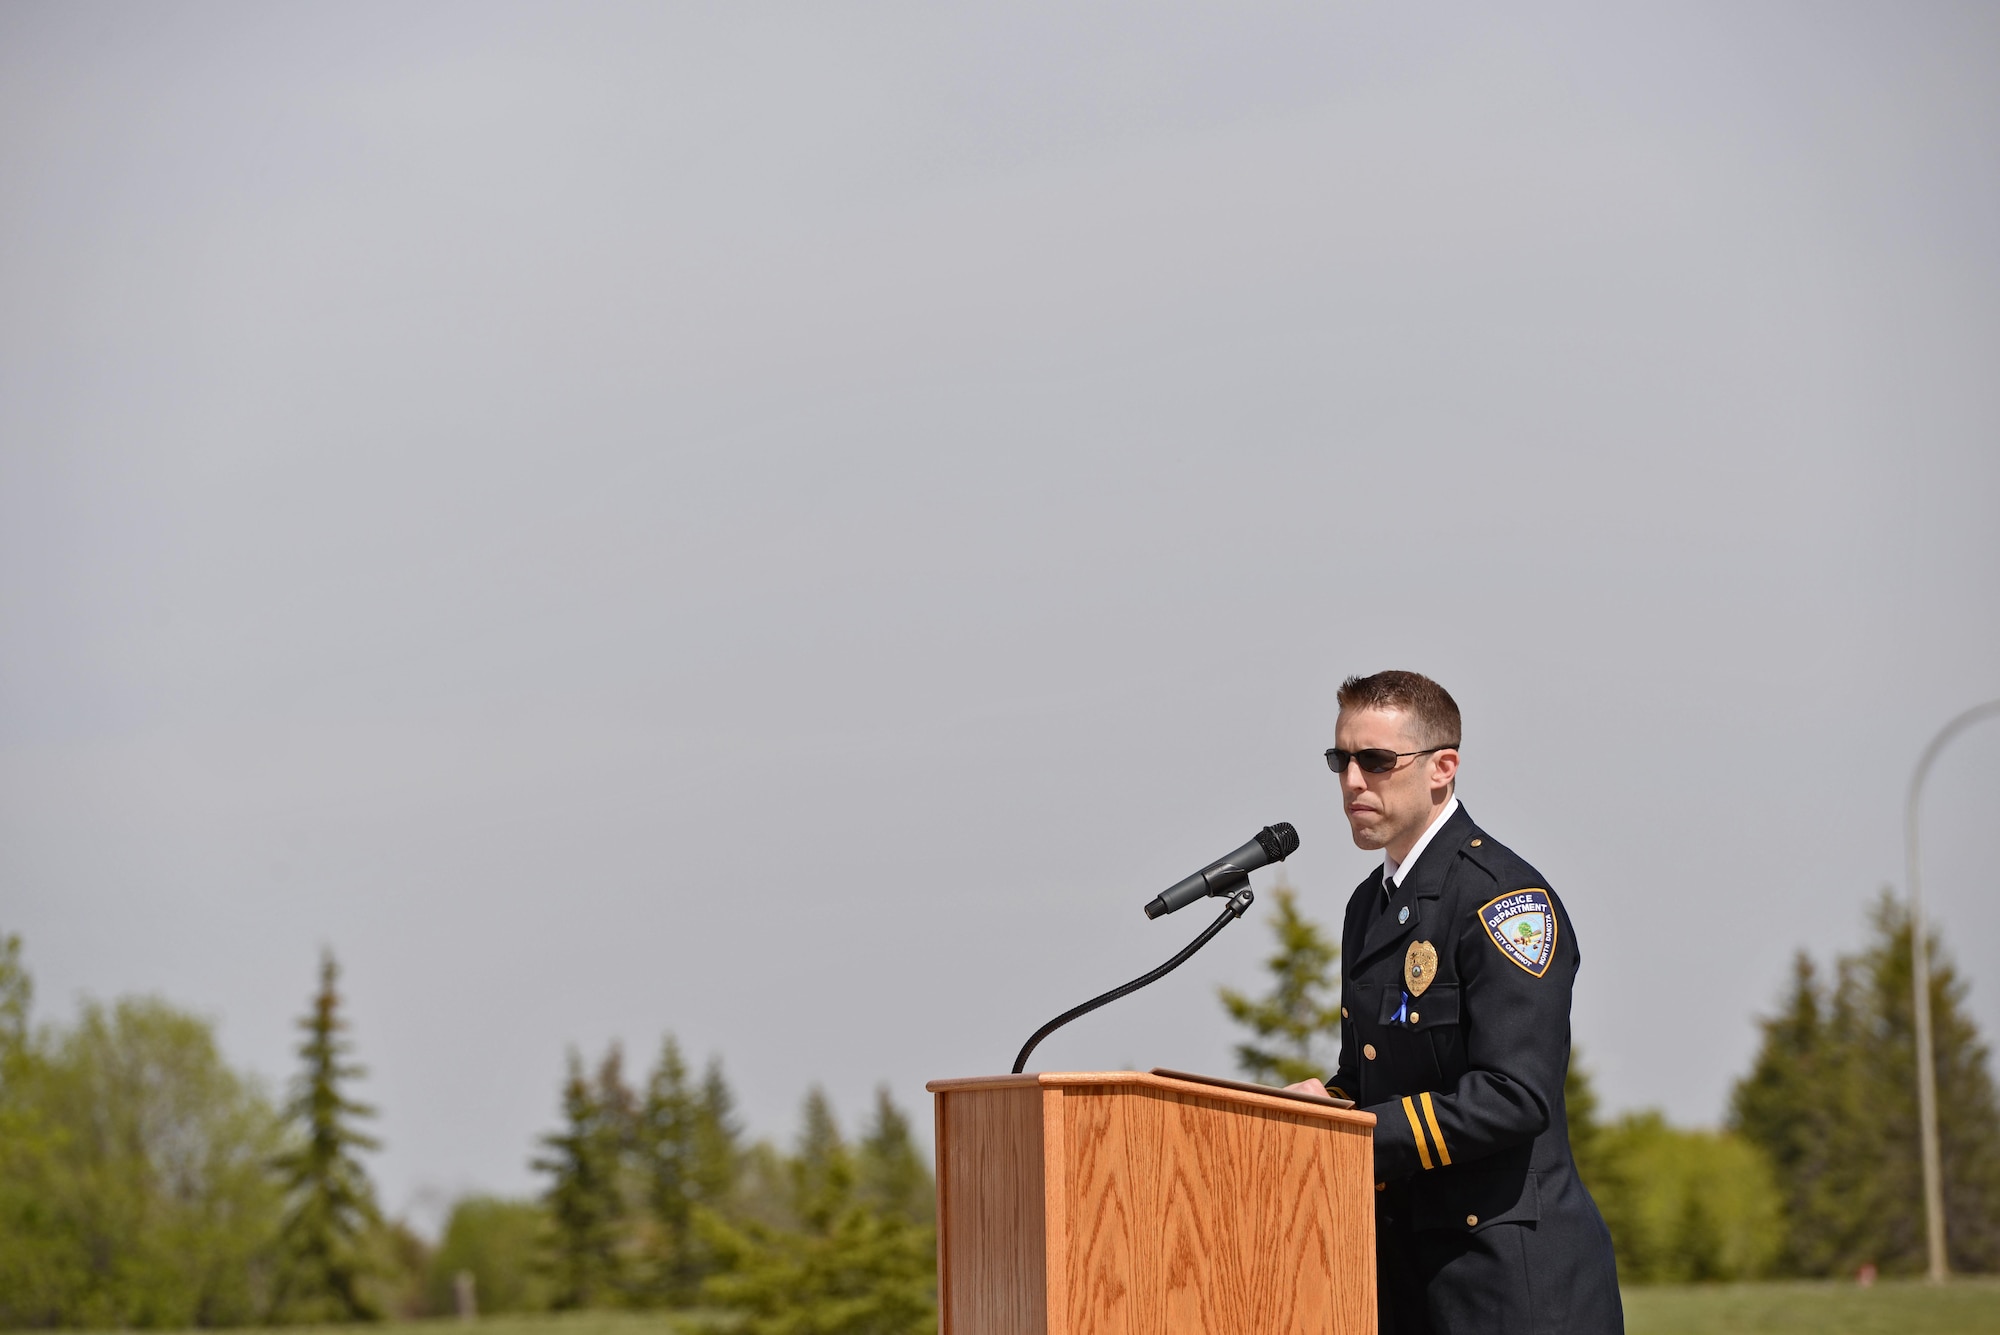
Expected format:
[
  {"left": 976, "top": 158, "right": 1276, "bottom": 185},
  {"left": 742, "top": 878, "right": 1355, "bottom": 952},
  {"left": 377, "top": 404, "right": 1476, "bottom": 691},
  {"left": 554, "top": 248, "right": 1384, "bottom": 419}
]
[{"left": 1478, "top": 889, "right": 1558, "bottom": 977}]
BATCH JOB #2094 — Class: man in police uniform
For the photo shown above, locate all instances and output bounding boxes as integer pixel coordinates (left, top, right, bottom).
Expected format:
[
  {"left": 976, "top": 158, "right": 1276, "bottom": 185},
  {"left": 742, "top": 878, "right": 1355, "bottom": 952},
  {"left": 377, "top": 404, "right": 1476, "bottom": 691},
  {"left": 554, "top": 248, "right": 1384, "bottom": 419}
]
[{"left": 1287, "top": 671, "right": 1622, "bottom": 1334}]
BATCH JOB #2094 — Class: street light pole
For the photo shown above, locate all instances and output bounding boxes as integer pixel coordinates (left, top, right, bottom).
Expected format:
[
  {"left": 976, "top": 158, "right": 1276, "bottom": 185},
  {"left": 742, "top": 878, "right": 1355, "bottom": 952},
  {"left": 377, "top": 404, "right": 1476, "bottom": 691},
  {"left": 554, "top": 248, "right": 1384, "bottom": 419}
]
[{"left": 1906, "top": 698, "right": 2000, "bottom": 1285}]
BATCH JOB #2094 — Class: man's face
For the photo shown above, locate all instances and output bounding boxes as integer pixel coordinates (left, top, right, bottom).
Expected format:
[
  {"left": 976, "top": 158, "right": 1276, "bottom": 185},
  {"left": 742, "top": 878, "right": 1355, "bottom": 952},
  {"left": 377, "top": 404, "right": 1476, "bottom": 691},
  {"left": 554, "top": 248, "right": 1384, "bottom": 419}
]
[{"left": 1333, "top": 706, "right": 1457, "bottom": 857}]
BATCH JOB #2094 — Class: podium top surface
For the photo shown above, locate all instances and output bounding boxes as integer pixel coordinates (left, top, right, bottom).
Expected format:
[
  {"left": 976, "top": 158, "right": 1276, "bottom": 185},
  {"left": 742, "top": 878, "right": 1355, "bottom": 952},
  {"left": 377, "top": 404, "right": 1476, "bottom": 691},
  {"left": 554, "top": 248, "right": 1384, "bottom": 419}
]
[{"left": 925, "top": 1069, "right": 1376, "bottom": 1128}]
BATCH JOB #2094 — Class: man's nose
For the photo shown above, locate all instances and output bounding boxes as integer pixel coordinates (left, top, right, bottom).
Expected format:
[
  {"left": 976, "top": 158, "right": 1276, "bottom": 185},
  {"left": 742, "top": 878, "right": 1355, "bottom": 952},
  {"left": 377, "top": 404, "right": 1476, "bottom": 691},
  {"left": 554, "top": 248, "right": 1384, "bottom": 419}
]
[{"left": 1338, "top": 757, "right": 1366, "bottom": 795}]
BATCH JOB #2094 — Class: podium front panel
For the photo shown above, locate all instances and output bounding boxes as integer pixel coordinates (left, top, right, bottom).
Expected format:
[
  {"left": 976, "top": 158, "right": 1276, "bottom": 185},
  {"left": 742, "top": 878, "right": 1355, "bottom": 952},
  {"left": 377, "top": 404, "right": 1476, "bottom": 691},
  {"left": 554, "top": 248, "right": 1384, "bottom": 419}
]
[{"left": 930, "top": 1072, "right": 1376, "bottom": 1335}]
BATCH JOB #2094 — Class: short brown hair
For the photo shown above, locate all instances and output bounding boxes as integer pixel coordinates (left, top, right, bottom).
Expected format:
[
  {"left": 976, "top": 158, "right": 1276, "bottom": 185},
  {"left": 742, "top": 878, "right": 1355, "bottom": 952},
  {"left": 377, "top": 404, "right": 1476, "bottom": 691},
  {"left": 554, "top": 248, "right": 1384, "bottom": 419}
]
[{"left": 1337, "top": 670, "right": 1462, "bottom": 750}]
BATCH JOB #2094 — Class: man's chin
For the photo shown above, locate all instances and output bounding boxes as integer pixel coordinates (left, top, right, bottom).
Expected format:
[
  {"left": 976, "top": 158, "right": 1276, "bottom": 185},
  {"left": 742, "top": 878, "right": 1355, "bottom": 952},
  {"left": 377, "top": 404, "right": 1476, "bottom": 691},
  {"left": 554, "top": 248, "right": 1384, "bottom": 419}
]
[{"left": 1346, "top": 822, "right": 1387, "bottom": 851}]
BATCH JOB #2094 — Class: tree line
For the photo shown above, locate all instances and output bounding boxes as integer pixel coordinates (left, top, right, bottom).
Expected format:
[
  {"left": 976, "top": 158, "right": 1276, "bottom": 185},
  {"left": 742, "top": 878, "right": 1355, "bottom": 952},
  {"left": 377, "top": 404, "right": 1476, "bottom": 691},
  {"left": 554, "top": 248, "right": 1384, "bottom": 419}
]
[
  {"left": 0, "top": 940, "right": 936, "bottom": 1332},
  {"left": 2, "top": 879, "right": 1997, "bottom": 1328},
  {"left": 516, "top": 1039, "right": 933, "bottom": 1330}
]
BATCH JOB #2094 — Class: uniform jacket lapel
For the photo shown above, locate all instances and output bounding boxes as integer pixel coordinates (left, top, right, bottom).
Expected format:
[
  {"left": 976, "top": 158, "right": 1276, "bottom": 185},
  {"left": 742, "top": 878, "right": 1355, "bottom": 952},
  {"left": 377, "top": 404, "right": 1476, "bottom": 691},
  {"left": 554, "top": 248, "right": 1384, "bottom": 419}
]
[{"left": 1355, "top": 804, "right": 1476, "bottom": 972}]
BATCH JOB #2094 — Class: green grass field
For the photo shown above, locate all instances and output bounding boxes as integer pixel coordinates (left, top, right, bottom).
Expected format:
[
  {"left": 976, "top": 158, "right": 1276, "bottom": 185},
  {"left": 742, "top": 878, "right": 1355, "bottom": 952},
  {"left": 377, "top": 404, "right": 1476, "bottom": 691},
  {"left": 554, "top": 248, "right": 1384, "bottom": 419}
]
[
  {"left": 1622, "top": 1278, "right": 2000, "bottom": 1334},
  {"left": 228, "top": 1279, "right": 2000, "bottom": 1335}
]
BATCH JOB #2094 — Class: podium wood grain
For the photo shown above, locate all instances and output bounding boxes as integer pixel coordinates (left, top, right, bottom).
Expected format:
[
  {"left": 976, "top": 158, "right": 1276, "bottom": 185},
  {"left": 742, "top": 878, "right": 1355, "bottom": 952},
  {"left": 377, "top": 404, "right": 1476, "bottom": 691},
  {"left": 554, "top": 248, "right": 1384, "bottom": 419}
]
[{"left": 928, "top": 1071, "right": 1376, "bottom": 1335}]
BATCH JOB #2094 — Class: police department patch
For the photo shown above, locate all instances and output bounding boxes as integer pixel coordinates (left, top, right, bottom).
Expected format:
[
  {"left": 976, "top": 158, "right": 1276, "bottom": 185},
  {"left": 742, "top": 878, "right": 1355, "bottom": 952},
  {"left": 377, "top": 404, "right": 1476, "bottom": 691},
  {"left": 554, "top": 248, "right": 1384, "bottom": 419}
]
[{"left": 1479, "top": 889, "right": 1558, "bottom": 977}]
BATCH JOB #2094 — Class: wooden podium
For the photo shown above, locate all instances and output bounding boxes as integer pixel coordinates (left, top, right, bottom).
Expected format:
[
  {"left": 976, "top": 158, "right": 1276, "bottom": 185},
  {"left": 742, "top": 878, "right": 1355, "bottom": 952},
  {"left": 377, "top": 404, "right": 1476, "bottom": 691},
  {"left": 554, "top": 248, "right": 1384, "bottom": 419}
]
[{"left": 926, "top": 1070, "right": 1377, "bottom": 1335}]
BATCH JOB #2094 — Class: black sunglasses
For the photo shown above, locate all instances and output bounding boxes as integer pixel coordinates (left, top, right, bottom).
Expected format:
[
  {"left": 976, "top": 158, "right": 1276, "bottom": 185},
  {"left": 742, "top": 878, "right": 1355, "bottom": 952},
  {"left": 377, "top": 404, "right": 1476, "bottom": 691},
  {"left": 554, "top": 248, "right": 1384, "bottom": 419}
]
[{"left": 1325, "top": 744, "right": 1458, "bottom": 775}]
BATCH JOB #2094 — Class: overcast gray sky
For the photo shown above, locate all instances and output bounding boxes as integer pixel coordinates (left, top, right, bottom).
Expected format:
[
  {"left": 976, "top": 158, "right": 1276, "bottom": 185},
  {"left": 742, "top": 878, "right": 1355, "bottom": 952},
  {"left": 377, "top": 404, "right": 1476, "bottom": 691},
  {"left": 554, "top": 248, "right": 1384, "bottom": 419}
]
[{"left": 4, "top": 2, "right": 1998, "bottom": 1230}]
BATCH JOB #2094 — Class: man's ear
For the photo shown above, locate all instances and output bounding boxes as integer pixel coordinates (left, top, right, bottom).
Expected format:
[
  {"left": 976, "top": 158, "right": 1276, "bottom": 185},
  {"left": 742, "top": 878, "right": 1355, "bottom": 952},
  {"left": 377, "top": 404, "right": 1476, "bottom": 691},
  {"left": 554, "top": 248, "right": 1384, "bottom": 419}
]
[{"left": 1430, "top": 748, "right": 1459, "bottom": 793}]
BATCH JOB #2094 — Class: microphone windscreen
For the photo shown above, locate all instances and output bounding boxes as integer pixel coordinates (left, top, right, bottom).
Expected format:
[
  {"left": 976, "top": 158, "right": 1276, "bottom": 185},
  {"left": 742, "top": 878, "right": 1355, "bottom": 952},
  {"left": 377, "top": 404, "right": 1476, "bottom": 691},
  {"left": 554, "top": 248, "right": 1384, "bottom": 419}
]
[{"left": 1257, "top": 822, "right": 1300, "bottom": 864}]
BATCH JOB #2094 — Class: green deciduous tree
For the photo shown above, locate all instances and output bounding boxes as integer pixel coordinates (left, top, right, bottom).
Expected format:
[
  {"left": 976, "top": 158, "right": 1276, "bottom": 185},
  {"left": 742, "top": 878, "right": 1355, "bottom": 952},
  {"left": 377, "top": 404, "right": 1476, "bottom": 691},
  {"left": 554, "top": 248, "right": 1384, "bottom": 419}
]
[
  {"left": 368, "top": 1218, "right": 432, "bottom": 1319},
  {"left": 1568, "top": 1051, "right": 1782, "bottom": 1284},
  {"left": 0, "top": 936, "right": 289, "bottom": 1327},
  {"left": 1731, "top": 892, "right": 2000, "bottom": 1275},
  {"left": 1219, "top": 885, "right": 1342, "bottom": 1086},
  {"left": 271, "top": 950, "right": 382, "bottom": 1322},
  {"left": 1593, "top": 1112, "right": 1782, "bottom": 1282},
  {"left": 0, "top": 933, "right": 71, "bottom": 1325},
  {"left": 425, "top": 1196, "right": 552, "bottom": 1315},
  {"left": 54, "top": 998, "right": 290, "bottom": 1325}
]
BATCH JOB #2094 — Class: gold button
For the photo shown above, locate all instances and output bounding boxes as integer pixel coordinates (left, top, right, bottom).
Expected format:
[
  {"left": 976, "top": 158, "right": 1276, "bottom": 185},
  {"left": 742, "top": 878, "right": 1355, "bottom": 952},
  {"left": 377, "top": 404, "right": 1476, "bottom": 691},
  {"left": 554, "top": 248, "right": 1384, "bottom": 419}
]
[
  {"left": 1341, "top": 1007, "right": 1349, "bottom": 1018},
  {"left": 1376, "top": 1181, "right": 1387, "bottom": 1192},
  {"left": 1409, "top": 1012, "right": 1420, "bottom": 1024},
  {"left": 1363, "top": 1044, "right": 1377, "bottom": 1060},
  {"left": 1466, "top": 1214, "right": 1479, "bottom": 1227},
  {"left": 1470, "top": 839, "right": 1482, "bottom": 847}
]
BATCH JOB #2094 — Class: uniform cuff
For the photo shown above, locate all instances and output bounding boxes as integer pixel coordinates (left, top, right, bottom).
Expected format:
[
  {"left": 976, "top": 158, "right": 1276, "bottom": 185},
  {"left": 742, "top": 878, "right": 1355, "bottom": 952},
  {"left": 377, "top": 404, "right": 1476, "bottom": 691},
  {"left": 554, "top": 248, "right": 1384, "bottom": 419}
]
[{"left": 1367, "top": 1092, "right": 1454, "bottom": 1181}]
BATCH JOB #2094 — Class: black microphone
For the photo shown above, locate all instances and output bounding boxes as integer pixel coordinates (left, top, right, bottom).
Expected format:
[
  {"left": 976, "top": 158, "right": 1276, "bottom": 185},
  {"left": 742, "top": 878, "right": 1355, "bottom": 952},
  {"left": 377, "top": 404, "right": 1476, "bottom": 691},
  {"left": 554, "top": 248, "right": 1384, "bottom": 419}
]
[{"left": 1143, "top": 823, "right": 1299, "bottom": 919}]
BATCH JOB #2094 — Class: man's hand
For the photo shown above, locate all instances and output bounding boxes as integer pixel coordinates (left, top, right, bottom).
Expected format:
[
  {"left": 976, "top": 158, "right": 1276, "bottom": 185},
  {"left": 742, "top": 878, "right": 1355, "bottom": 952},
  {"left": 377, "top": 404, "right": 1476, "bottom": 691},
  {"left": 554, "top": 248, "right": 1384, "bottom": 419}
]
[{"left": 1284, "top": 1077, "right": 1330, "bottom": 1098}]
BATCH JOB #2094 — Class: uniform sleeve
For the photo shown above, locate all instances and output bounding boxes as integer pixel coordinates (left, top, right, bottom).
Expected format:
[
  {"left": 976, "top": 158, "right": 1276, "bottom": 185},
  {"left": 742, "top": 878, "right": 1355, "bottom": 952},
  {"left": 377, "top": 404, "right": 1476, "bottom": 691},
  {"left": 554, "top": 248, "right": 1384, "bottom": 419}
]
[
  {"left": 1365, "top": 885, "right": 1571, "bottom": 1181},
  {"left": 1327, "top": 1016, "right": 1359, "bottom": 1104}
]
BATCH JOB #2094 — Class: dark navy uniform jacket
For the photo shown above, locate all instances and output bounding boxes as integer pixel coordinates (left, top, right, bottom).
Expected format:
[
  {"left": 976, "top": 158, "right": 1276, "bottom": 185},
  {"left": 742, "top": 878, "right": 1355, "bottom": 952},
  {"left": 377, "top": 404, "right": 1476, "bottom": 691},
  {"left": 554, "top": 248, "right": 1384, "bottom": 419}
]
[{"left": 1327, "top": 803, "right": 1622, "bottom": 1335}]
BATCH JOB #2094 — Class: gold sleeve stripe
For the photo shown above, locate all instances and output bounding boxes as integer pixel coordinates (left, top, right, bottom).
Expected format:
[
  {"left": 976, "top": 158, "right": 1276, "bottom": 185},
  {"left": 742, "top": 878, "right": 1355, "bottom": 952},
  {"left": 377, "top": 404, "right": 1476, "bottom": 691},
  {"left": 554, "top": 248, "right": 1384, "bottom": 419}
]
[
  {"left": 1402, "top": 1096, "right": 1435, "bottom": 1171},
  {"left": 1420, "top": 1091, "right": 1452, "bottom": 1167}
]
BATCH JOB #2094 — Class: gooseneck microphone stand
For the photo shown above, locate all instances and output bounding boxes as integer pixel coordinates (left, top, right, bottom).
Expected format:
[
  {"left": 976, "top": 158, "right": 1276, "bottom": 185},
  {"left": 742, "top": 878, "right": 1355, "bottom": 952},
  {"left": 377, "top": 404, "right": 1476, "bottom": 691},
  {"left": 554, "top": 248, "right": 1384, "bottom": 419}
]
[{"left": 1011, "top": 886, "right": 1255, "bottom": 1075}]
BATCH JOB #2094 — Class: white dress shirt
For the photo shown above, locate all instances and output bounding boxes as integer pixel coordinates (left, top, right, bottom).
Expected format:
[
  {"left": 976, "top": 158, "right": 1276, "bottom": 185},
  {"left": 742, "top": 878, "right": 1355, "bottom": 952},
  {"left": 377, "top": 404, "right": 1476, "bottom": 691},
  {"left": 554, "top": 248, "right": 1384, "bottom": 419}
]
[{"left": 1383, "top": 794, "right": 1460, "bottom": 896}]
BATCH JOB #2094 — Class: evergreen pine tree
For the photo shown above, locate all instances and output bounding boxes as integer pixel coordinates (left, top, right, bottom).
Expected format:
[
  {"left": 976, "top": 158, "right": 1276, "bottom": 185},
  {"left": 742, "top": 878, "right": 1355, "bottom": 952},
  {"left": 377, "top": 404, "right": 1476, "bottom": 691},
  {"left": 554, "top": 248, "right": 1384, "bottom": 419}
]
[
  {"left": 693, "top": 1056, "right": 742, "bottom": 1212},
  {"left": 533, "top": 1048, "right": 630, "bottom": 1309},
  {"left": 702, "top": 1090, "right": 935, "bottom": 1335},
  {"left": 1857, "top": 894, "right": 2000, "bottom": 1270},
  {"left": 792, "top": 1087, "right": 854, "bottom": 1234},
  {"left": 1218, "top": 885, "right": 1342, "bottom": 1086},
  {"left": 271, "top": 950, "right": 382, "bottom": 1322},
  {"left": 639, "top": 1035, "right": 693, "bottom": 1298},
  {"left": 0, "top": 934, "right": 28, "bottom": 1062},
  {"left": 594, "top": 1044, "right": 639, "bottom": 1153},
  {"left": 640, "top": 1035, "right": 737, "bottom": 1305},
  {"left": 593, "top": 1045, "right": 640, "bottom": 1300},
  {"left": 1731, "top": 951, "right": 1878, "bottom": 1273},
  {"left": 857, "top": 1086, "right": 933, "bottom": 1225},
  {"left": 1731, "top": 892, "right": 2000, "bottom": 1274}
]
